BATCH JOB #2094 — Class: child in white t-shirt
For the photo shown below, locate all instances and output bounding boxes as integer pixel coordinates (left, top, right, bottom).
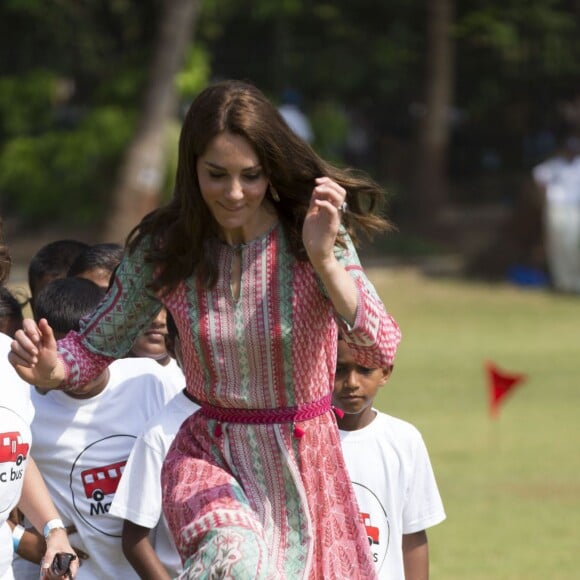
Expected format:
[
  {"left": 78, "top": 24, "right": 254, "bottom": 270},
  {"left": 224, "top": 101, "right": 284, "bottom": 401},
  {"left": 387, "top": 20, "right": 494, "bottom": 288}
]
[
  {"left": 13, "top": 277, "right": 180, "bottom": 580},
  {"left": 110, "top": 312, "right": 199, "bottom": 578},
  {"left": 333, "top": 337, "right": 446, "bottom": 580}
]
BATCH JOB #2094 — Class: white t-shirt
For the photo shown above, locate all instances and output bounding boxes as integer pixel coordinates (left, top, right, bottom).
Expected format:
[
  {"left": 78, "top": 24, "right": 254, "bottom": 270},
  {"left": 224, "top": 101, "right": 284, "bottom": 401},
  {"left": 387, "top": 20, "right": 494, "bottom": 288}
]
[
  {"left": 109, "top": 390, "right": 199, "bottom": 577},
  {"left": 533, "top": 155, "right": 580, "bottom": 205},
  {"left": 533, "top": 155, "right": 580, "bottom": 292},
  {"left": 0, "top": 333, "right": 33, "bottom": 580},
  {"left": 13, "top": 357, "right": 178, "bottom": 580},
  {"left": 339, "top": 411, "right": 446, "bottom": 580},
  {"left": 158, "top": 357, "right": 186, "bottom": 393}
]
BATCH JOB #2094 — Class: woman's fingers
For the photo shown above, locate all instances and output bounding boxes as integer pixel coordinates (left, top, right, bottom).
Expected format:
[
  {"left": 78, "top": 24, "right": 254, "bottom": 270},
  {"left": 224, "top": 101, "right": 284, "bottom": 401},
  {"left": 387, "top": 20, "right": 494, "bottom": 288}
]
[
  {"left": 313, "top": 177, "right": 347, "bottom": 210},
  {"left": 7, "top": 349, "right": 35, "bottom": 370},
  {"left": 10, "top": 334, "right": 39, "bottom": 366},
  {"left": 37, "top": 318, "right": 58, "bottom": 352},
  {"left": 12, "top": 319, "right": 57, "bottom": 359},
  {"left": 312, "top": 198, "right": 341, "bottom": 216},
  {"left": 22, "top": 317, "right": 43, "bottom": 344},
  {"left": 14, "top": 324, "right": 39, "bottom": 350},
  {"left": 9, "top": 317, "right": 62, "bottom": 387}
]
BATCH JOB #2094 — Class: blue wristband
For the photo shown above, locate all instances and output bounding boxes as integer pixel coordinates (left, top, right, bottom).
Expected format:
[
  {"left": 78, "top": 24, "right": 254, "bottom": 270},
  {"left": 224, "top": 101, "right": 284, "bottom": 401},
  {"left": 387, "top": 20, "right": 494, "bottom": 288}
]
[{"left": 12, "top": 524, "right": 25, "bottom": 553}]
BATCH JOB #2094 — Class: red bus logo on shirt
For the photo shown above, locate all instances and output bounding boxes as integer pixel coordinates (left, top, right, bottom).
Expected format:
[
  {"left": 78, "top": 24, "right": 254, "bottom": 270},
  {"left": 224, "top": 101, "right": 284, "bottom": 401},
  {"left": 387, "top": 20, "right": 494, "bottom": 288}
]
[
  {"left": 81, "top": 460, "right": 126, "bottom": 501},
  {"left": 0, "top": 431, "right": 29, "bottom": 466},
  {"left": 361, "top": 512, "right": 380, "bottom": 545}
]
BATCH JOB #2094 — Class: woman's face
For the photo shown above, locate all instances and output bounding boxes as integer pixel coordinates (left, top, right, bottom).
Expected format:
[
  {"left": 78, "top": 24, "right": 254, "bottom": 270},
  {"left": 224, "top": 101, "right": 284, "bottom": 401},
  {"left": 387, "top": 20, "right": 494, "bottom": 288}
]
[{"left": 196, "top": 131, "right": 274, "bottom": 245}]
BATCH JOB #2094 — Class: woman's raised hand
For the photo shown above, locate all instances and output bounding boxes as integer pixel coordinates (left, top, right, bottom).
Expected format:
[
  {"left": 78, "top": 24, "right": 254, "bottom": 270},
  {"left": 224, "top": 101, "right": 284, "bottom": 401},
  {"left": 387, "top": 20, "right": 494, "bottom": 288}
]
[
  {"left": 9, "top": 318, "right": 65, "bottom": 389},
  {"left": 302, "top": 177, "right": 347, "bottom": 270}
]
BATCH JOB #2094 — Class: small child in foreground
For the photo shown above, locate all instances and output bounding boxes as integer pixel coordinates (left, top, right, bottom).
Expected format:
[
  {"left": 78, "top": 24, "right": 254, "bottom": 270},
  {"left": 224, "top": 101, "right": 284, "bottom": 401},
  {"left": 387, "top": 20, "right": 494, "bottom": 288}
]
[{"left": 333, "top": 337, "right": 446, "bottom": 580}]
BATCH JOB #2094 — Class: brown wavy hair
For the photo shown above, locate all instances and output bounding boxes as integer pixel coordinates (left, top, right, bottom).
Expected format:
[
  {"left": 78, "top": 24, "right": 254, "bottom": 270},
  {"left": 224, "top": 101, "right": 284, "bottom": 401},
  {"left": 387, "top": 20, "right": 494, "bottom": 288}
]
[
  {"left": 127, "top": 80, "right": 392, "bottom": 294},
  {"left": 0, "top": 217, "right": 11, "bottom": 286}
]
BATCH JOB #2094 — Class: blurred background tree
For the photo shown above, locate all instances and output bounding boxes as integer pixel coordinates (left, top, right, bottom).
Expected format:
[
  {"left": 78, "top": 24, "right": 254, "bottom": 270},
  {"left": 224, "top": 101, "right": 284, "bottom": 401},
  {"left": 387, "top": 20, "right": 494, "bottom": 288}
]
[{"left": 0, "top": 0, "right": 579, "bottom": 272}]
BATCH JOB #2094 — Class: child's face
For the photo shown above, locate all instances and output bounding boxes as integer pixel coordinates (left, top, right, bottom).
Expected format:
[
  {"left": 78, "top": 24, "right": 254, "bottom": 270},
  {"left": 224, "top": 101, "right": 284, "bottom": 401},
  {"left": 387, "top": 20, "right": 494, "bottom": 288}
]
[
  {"left": 333, "top": 340, "right": 391, "bottom": 416},
  {"left": 131, "top": 308, "right": 169, "bottom": 361}
]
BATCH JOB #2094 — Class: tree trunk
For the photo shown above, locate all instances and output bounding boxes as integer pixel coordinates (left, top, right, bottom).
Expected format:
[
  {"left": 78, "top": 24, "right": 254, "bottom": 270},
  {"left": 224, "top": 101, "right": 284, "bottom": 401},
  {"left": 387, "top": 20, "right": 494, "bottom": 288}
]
[
  {"left": 412, "top": 0, "right": 455, "bottom": 230},
  {"left": 101, "top": 0, "right": 200, "bottom": 243}
]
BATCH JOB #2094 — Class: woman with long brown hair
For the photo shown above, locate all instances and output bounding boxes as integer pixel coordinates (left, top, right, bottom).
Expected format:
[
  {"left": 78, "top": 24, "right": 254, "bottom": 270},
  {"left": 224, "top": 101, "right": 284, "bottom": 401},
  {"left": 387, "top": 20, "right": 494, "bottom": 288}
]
[{"left": 9, "top": 80, "right": 401, "bottom": 578}]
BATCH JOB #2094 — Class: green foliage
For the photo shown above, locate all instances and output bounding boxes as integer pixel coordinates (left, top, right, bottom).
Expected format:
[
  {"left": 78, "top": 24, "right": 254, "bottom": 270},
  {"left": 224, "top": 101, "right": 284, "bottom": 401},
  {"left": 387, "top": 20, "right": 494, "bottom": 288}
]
[
  {"left": 444, "top": 0, "right": 580, "bottom": 186},
  {"left": 196, "top": 0, "right": 422, "bottom": 102},
  {"left": 252, "top": 0, "right": 305, "bottom": 18},
  {"left": 0, "top": 107, "right": 135, "bottom": 224},
  {"left": 1, "top": 0, "right": 580, "bottom": 226},
  {"left": 93, "top": 67, "right": 149, "bottom": 105},
  {"left": 175, "top": 45, "right": 211, "bottom": 100},
  {"left": 1, "top": 0, "right": 158, "bottom": 80},
  {"left": 201, "top": 0, "right": 303, "bottom": 22},
  {"left": 456, "top": 1, "right": 579, "bottom": 76},
  {"left": 0, "top": 71, "right": 56, "bottom": 137},
  {"left": 0, "top": 0, "right": 159, "bottom": 225},
  {"left": 310, "top": 101, "right": 349, "bottom": 163},
  {"left": 160, "top": 120, "right": 182, "bottom": 202}
]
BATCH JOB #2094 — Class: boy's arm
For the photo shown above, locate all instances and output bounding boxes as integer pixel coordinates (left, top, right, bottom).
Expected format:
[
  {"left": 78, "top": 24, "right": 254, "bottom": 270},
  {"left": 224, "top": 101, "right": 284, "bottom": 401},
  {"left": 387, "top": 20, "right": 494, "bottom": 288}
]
[
  {"left": 402, "top": 530, "right": 429, "bottom": 580},
  {"left": 122, "top": 519, "right": 171, "bottom": 580},
  {"left": 7, "top": 516, "right": 44, "bottom": 564}
]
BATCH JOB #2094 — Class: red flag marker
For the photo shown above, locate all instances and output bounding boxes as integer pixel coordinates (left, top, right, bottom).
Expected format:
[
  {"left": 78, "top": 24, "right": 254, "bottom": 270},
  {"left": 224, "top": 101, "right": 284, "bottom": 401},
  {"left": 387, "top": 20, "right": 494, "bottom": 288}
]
[{"left": 485, "top": 361, "right": 527, "bottom": 418}]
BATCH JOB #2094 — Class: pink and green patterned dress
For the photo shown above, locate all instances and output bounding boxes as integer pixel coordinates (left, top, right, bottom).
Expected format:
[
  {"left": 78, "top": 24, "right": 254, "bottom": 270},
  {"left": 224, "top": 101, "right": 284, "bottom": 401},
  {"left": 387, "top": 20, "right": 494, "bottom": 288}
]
[{"left": 57, "top": 224, "right": 401, "bottom": 579}]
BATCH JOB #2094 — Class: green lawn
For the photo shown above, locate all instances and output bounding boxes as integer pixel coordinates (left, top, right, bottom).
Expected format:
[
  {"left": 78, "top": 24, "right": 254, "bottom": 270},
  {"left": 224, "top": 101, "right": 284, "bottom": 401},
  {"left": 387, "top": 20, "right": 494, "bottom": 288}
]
[{"left": 367, "top": 266, "right": 580, "bottom": 579}]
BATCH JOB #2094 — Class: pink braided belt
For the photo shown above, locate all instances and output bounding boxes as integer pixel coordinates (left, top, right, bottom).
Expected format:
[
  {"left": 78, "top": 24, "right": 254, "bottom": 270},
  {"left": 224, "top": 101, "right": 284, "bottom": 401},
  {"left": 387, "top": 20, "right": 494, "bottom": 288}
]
[{"left": 199, "top": 393, "right": 343, "bottom": 438}]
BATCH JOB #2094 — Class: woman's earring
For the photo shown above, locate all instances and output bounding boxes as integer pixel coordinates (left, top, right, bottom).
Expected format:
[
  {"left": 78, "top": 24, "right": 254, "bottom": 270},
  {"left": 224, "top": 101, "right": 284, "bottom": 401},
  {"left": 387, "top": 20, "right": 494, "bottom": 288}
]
[{"left": 270, "top": 185, "right": 280, "bottom": 202}]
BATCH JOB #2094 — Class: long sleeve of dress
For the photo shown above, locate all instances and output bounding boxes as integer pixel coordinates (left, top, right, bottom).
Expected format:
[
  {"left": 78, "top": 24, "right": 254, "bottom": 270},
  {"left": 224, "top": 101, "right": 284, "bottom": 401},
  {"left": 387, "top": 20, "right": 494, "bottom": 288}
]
[
  {"left": 57, "top": 240, "right": 163, "bottom": 389},
  {"left": 330, "top": 232, "right": 401, "bottom": 368}
]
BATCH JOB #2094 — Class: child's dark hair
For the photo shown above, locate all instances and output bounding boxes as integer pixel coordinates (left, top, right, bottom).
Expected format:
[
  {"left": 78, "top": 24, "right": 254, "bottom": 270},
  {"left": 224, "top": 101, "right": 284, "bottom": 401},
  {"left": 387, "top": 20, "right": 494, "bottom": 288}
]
[
  {"left": 67, "top": 243, "right": 124, "bottom": 278},
  {"left": 0, "top": 286, "right": 23, "bottom": 336},
  {"left": 28, "top": 240, "right": 90, "bottom": 303},
  {"left": 34, "top": 277, "right": 105, "bottom": 335}
]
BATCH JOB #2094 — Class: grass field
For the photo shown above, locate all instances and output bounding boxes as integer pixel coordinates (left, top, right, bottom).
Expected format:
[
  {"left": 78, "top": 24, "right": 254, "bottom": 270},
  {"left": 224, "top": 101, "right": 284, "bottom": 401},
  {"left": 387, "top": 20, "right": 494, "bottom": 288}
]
[{"left": 367, "top": 266, "right": 580, "bottom": 579}]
